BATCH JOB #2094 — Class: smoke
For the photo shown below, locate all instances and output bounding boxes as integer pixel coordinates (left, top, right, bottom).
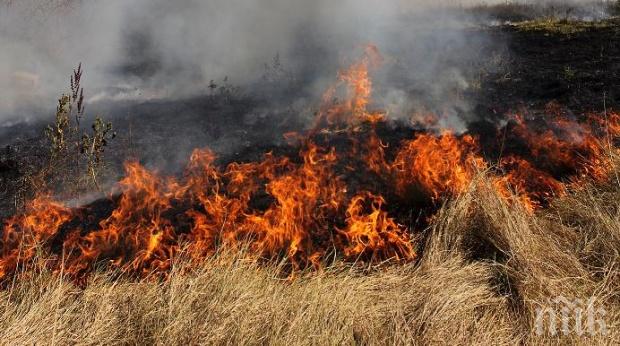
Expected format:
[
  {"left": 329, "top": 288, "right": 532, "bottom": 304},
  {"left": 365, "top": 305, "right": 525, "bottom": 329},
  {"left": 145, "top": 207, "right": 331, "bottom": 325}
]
[{"left": 0, "top": 0, "right": 613, "bottom": 127}]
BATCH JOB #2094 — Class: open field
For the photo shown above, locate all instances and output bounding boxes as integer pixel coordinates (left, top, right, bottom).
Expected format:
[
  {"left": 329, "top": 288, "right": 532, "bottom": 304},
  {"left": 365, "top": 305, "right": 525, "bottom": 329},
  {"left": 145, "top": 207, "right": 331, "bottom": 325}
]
[{"left": 2, "top": 2, "right": 620, "bottom": 345}]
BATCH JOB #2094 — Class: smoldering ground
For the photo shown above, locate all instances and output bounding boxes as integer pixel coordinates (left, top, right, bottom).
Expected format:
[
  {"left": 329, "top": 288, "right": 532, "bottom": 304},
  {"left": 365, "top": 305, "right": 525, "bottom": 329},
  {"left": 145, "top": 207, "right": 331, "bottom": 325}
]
[
  {"left": 2, "top": 0, "right": 613, "bottom": 117},
  {"left": 0, "top": 2, "right": 548, "bottom": 118},
  {"left": 0, "top": 0, "right": 615, "bottom": 172}
]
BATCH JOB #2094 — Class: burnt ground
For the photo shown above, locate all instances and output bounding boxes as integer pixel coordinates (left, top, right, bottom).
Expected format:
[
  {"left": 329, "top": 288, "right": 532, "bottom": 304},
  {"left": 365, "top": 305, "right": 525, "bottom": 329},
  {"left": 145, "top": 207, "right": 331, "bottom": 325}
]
[
  {"left": 1, "top": 17, "right": 620, "bottom": 218},
  {"left": 477, "top": 18, "right": 620, "bottom": 116}
]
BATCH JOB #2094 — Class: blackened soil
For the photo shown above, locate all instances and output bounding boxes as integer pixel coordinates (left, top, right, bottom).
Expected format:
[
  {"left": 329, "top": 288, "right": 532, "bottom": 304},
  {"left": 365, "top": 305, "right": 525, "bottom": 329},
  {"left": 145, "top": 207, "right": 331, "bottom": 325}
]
[{"left": 477, "top": 18, "right": 620, "bottom": 116}]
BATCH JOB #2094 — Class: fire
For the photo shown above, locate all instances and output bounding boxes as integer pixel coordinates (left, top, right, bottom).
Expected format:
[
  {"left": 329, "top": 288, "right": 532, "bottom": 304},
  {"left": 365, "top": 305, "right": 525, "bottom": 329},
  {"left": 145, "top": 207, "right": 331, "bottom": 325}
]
[
  {"left": 315, "top": 45, "right": 385, "bottom": 128},
  {"left": 236, "top": 143, "right": 345, "bottom": 267},
  {"left": 61, "top": 162, "right": 179, "bottom": 278},
  {"left": 392, "top": 132, "right": 485, "bottom": 202},
  {"left": 508, "top": 112, "right": 611, "bottom": 181},
  {"left": 183, "top": 141, "right": 414, "bottom": 269},
  {"left": 496, "top": 156, "right": 565, "bottom": 211},
  {"left": 339, "top": 192, "right": 415, "bottom": 262},
  {"left": 0, "top": 196, "right": 72, "bottom": 279},
  {"left": 1, "top": 46, "right": 619, "bottom": 284}
]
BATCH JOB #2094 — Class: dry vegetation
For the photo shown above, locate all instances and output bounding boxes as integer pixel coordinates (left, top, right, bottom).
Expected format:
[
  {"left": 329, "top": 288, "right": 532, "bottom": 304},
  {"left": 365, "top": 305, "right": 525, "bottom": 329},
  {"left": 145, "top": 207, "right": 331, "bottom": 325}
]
[
  {"left": 2, "top": 2, "right": 620, "bottom": 345},
  {"left": 467, "top": 0, "right": 620, "bottom": 21},
  {"left": 1, "top": 167, "right": 619, "bottom": 345}
]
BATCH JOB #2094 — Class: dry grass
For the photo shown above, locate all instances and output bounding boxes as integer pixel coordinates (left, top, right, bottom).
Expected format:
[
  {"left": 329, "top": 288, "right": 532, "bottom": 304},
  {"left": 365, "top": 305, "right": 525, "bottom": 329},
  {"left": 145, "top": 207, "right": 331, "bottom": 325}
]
[
  {"left": 513, "top": 18, "right": 616, "bottom": 34},
  {"left": 1, "top": 171, "right": 620, "bottom": 345}
]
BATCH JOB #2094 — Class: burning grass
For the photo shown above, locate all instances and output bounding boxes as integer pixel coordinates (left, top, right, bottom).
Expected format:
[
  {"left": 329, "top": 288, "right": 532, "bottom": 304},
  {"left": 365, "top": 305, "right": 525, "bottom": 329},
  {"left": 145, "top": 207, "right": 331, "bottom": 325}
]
[
  {"left": 2, "top": 44, "right": 620, "bottom": 343},
  {"left": 1, "top": 172, "right": 620, "bottom": 344},
  {"left": 2, "top": 47, "right": 620, "bottom": 284}
]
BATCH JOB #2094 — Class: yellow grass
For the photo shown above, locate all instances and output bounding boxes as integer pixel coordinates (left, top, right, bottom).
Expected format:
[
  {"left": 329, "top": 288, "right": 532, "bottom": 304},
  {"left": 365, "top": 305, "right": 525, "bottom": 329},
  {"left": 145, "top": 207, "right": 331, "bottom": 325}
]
[{"left": 1, "top": 172, "right": 620, "bottom": 345}]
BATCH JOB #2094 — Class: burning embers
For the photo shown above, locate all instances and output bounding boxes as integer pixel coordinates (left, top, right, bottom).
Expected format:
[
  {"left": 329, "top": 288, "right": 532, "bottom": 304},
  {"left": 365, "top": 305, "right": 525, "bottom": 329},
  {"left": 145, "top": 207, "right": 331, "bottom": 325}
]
[{"left": 1, "top": 47, "right": 619, "bottom": 283}]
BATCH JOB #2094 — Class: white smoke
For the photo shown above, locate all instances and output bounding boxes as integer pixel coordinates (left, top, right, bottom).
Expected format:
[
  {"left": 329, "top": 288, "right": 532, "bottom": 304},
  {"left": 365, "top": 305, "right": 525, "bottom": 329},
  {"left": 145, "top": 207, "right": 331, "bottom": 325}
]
[{"left": 0, "top": 0, "right": 613, "bottom": 124}]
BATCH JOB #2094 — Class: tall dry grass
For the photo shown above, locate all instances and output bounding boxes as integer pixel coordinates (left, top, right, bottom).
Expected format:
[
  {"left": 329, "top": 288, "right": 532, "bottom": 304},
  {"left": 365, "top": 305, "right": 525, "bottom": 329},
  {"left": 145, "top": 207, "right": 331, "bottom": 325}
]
[{"left": 1, "top": 169, "right": 620, "bottom": 345}]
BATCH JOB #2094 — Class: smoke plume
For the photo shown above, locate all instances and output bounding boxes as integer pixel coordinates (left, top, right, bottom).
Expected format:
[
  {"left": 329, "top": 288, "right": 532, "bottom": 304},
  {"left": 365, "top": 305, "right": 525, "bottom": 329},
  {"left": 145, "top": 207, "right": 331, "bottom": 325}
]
[{"left": 0, "top": 0, "right": 613, "bottom": 127}]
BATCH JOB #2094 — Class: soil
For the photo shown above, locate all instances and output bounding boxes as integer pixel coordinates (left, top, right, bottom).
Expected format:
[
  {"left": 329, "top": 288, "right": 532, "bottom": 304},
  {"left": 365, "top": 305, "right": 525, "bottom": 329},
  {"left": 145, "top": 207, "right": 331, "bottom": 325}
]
[{"left": 478, "top": 18, "right": 620, "bottom": 115}]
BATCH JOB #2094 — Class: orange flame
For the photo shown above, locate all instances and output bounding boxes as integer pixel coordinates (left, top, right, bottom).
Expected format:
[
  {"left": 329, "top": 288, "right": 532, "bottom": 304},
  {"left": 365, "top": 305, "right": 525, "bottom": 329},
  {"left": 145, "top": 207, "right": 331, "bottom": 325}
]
[
  {"left": 315, "top": 45, "right": 385, "bottom": 128},
  {"left": 1, "top": 47, "right": 619, "bottom": 284},
  {"left": 339, "top": 192, "right": 415, "bottom": 262},
  {"left": 0, "top": 196, "right": 72, "bottom": 279},
  {"left": 392, "top": 132, "right": 485, "bottom": 202}
]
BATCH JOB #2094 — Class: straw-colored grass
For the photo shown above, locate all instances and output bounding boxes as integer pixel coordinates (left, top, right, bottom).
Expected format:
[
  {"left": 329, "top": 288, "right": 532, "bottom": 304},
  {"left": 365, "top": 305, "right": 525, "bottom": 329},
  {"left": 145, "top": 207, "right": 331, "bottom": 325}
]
[{"left": 1, "top": 171, "right": 620, "bottom": 345}]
